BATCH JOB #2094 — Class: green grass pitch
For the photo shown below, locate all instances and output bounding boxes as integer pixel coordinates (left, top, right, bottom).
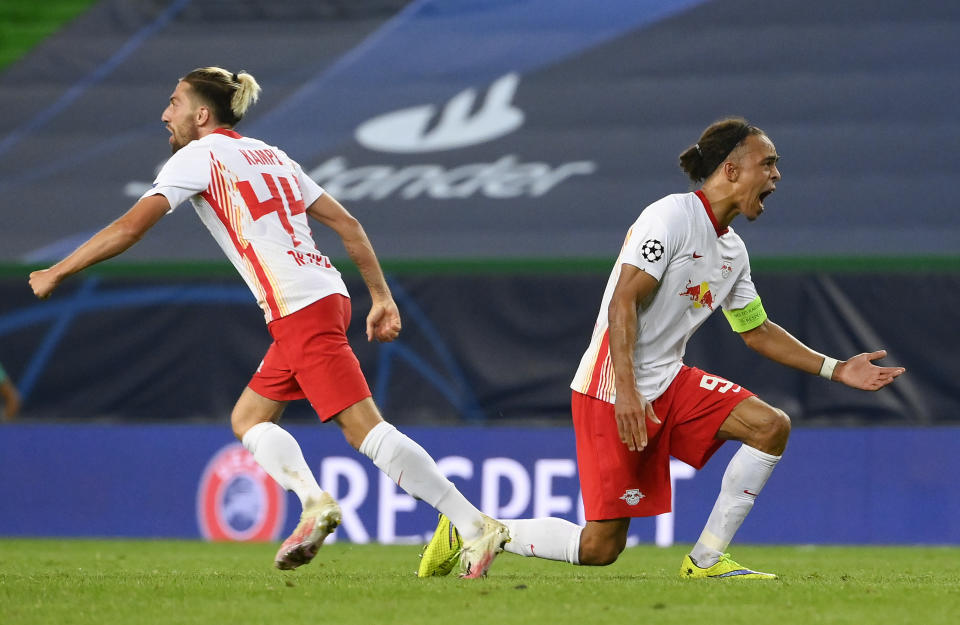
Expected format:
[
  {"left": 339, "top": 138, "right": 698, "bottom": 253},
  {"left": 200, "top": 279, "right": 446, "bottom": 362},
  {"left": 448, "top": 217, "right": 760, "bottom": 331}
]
[{"left": 2, "top": 540, "right": 959, "bottom": 624}]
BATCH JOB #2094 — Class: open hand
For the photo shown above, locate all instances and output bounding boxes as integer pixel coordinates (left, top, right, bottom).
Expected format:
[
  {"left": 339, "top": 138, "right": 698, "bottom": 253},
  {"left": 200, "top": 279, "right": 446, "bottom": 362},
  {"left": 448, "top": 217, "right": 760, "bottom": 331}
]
[{"left": 834, "top": 350, "right": 905, "bottom": 391}]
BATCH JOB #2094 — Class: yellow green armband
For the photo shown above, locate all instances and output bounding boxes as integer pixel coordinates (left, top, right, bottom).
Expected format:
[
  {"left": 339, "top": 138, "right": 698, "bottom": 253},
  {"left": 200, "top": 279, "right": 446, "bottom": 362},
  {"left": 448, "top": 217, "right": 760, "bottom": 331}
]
[{"left": 723, "top": 296, "right": 767, "bottom": 333}]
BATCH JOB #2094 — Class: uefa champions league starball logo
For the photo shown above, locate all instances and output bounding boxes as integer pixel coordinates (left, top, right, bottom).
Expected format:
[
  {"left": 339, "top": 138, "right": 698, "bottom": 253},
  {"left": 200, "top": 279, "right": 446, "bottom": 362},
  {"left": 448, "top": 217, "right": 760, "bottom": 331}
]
[
  {"left": 641, "top": 239, "right": 664, "bottom": 262},
  {"left": 196, "top": 442, "right": 287, "bottom": 542}
]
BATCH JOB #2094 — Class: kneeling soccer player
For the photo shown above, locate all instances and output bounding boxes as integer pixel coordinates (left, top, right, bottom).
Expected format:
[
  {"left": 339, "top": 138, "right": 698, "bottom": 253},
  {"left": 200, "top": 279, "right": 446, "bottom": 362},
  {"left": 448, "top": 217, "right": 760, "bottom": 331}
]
[{"left": 418, "top": 117, "right": 904, "bottom": 580}]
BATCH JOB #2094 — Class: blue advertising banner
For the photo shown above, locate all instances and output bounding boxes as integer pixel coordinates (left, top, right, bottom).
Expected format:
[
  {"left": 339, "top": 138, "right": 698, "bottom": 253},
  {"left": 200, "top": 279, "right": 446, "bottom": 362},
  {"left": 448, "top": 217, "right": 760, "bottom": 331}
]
[{"left": 1, "top": 424, "right": 956, "bottom": 545}]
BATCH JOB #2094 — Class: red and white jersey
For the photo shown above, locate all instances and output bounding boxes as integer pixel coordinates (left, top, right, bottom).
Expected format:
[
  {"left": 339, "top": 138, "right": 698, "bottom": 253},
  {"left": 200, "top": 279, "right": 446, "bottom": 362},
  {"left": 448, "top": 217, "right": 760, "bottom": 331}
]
[
  {"left": 141, "top": 129, "right": 348, "bottom": 323},
  {"left": 571, "top": 191, "right": 759, "bottom": 404}
]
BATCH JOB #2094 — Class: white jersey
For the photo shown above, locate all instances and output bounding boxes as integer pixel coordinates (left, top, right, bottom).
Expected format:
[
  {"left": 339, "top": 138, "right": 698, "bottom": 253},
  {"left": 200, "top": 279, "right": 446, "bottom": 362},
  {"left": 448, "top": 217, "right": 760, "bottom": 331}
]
[
  {"left": 571, "top": 191, "right": 759, "bottom": 403},
  {"left": 141, "top": 129, "right": 348, "bottom": 323}
]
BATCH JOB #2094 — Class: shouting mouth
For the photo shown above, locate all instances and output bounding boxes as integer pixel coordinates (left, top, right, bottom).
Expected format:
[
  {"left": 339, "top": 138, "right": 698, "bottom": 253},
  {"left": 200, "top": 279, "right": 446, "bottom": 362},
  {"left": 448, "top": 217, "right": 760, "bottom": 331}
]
[{"left": 758, "top": 188, "right": 775, "bottom": 211}]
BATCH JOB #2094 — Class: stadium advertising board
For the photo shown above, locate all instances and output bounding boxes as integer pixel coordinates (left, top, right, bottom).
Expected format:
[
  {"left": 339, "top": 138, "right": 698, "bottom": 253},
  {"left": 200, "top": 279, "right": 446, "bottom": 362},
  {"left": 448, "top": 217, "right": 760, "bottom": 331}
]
[{"left": 0, "top": 424, "right": 956, "bottom": 546}]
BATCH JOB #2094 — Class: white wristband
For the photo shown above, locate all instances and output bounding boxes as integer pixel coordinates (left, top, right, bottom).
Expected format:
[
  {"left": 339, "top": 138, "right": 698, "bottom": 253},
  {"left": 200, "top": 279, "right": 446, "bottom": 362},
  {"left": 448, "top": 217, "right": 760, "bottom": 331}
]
[{"left": 819, "top": 356, "right": 839, "bottom": 380}]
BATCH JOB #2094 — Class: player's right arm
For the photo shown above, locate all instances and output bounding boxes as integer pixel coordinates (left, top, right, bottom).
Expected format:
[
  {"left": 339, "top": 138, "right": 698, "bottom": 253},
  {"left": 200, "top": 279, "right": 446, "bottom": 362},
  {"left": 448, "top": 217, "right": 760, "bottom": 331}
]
[
  {"left": 608, "top": 264, "right": 662, "bottom": 452},
  {"left": 305, "top": 193, "right": 400, "bottom": 344},
  {"left": 29, "top": 195, "right": 171, "bottom": 299}
]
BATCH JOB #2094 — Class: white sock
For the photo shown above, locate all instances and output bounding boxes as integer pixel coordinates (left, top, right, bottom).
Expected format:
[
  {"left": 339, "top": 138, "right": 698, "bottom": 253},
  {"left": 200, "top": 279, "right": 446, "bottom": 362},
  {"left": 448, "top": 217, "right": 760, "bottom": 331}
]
[
  {"left": 502, "top": 518, "right": 582, "bottom": 565},
  {"left": 241, "top": 422, "right": 324, "bottom": 509},
  {"left": 359, "top": 421, "right": 484, "bottom": 541},
  {"left": 690, "top": 444, "right": 781, "bottom": 568}
]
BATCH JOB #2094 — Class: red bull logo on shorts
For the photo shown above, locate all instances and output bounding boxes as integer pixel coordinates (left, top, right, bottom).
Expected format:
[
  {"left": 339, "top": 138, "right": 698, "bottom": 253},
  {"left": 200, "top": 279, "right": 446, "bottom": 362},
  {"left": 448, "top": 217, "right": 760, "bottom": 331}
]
[
  {"left": 680, "top": 279, "right": 714, "bottom": 310},
  {"left": 196, "top": 442, "right": 287, "bottom": 542}
]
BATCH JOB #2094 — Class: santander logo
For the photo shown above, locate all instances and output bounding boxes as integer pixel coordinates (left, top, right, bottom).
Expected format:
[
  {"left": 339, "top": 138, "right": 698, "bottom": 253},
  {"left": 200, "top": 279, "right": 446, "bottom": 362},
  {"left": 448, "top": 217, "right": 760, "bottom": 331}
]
[
  {"left": 355, "top": 73, "right": 525, "bottom": 153},
  {"left": 124, "top": 72, "right": 596, "bottom": 203}
]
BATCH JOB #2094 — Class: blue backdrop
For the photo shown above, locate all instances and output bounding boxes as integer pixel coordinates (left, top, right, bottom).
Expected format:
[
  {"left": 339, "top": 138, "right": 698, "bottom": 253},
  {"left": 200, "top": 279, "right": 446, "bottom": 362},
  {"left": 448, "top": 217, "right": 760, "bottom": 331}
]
[
  {"left": 2, "top": 0, "right": 957, "bottom": 262},
  {"left": 1, "top": 271, "right": 949, "bottom": 426},
  {"left": 1, "top": 424, "right": 955, "bottom": 545}
]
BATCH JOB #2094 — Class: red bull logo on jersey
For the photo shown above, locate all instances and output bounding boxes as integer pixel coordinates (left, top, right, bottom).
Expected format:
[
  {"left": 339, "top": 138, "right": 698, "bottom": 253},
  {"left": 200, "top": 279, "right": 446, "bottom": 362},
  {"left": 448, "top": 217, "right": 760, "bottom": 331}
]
[
  {"left": 197, "top": 443, "right": 287, "bottom": 542},
  {"left": 680, "top": 280, "right": 714, "bottom": 310}
]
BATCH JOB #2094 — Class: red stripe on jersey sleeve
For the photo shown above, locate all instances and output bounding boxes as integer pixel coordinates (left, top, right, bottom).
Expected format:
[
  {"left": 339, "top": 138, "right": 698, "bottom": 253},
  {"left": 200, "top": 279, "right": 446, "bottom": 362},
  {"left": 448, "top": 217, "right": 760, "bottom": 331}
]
[{"left": 585, "top": 329, "right": 611, "bottom": 399}]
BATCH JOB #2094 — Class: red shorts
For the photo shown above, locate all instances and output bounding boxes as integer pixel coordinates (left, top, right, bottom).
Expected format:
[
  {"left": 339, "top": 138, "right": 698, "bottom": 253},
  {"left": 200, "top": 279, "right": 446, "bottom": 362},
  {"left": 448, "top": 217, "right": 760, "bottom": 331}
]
[
  {"left": 573, "top": 365, "right": 755, "bottom": 520},
  {"left": 248, "top": 294, "right": 371, "bottom": 422}
]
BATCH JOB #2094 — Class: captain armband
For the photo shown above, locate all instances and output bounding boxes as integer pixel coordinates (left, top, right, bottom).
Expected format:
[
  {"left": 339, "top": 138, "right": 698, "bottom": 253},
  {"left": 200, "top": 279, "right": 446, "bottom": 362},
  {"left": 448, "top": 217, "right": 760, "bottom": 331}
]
[{"left": 722, "top": 296, "right": 768, "bottom": 333}]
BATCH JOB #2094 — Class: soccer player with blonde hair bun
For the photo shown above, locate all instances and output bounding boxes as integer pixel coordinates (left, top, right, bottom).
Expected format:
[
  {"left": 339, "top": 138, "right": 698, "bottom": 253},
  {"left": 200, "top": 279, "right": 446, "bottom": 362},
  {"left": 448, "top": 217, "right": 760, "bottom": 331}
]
[
  {"left": 180, "top": 67, "right": 261, "bottom": 127},
  {"left": 29, "top": 67, "right": 509, "bottom": 577}
]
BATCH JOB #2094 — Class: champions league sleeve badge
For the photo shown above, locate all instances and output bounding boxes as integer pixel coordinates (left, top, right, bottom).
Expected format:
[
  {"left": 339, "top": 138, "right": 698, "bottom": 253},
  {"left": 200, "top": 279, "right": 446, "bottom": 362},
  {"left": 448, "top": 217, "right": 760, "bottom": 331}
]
[
  {"left": 197, "top": 442, "right": 287, "bottom": 542},
  {"left": 641, "top": 239, "right": 664, "bottom": 262}
]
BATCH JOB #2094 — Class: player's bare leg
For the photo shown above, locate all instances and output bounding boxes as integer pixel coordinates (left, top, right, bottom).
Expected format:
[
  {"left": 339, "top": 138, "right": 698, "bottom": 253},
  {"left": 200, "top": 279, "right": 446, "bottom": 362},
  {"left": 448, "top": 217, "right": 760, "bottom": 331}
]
[
  {"left": 232, "top": 387, "right": 327, "bottom": 508},
  {"left": 576, "top": 518, "right": 630, "bottom": 565},
  {"left": 717, "top": 396, "right": 791, "bottom": 455},
  {"left": 682, "top": 396, "right": 789, "bottom": 579},
  {"left": 232, "top": 387, "right": 340, "bottom": 569}
]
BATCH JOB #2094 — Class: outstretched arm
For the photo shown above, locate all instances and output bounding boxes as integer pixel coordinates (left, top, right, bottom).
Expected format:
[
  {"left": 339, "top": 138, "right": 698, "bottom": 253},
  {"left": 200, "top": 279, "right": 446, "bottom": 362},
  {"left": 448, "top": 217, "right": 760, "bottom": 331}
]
[
  {"left": 29, "top": 195, "right": 170, "bottom": 299},
  {"left": 306, "top": 193, "right": 400, "bottom": 343},
  {"left": 738, "top": 319, "right": 905, "bottom": 390}
]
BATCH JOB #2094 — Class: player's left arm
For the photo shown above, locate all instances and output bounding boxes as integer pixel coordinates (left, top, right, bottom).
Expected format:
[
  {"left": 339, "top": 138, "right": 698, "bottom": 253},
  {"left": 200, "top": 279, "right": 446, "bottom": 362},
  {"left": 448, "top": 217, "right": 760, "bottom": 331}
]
[
  {"left": 738, "top": 319, "right": 906, "bottom": 391},
  {"left": 29, "top": 194, "right": 171, "bottom": 300},
  {"left": 306, "top": 193, "right": 400, "bottom": 343}
]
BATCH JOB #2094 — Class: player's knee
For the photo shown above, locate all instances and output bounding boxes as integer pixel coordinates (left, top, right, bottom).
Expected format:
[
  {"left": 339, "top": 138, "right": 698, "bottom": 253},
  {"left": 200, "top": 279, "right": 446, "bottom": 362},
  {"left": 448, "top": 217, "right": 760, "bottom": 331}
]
[
  {"left": 230, "top": 409, "right": 249, "bottom": 440},
  {"left": 770, "top": 407, "right": 791, "bottom": 441},
  {"left": 333, "top": 398, "right": 385, "bottom": 450},
  {"left": 231, "top": 406, "right": 269, "bottom": 440},
  {"left": 579, "top": 534, "right": 625, "bottom": 566},
  {"left": 756, "top": 407, "right": 791, "bottom": 454}
]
